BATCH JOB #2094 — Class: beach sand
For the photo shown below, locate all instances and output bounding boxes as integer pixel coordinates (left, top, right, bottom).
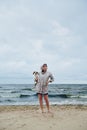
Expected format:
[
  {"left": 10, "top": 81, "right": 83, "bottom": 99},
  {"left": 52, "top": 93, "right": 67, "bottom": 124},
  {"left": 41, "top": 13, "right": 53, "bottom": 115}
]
[{"left": 0, "top": 105, "right": 87, "bottom": 130}]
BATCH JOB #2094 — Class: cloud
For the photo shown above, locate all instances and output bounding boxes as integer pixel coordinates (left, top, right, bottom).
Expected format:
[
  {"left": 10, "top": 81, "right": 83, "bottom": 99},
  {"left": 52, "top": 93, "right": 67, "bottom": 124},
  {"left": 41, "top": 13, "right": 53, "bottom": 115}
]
[
  {"left": 0, "top": 0, "right": 87, "bottom": 83},
  {"left": 52, "top": 21, "right": 70, "bottom": 36}
]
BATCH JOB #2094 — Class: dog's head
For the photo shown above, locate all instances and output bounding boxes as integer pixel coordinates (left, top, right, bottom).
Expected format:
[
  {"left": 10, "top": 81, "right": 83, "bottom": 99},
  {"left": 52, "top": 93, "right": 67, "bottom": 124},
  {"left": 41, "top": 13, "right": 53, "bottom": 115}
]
[{"left": 33, "top": 71, "right": 39, "bottom": 75}]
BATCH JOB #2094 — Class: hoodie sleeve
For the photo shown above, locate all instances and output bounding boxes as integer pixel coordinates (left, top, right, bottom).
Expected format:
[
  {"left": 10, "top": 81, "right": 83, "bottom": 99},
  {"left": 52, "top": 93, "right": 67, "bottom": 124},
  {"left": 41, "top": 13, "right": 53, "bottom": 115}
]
[{"left": 49, "top": 72, "right": 54, "bottom": 82}]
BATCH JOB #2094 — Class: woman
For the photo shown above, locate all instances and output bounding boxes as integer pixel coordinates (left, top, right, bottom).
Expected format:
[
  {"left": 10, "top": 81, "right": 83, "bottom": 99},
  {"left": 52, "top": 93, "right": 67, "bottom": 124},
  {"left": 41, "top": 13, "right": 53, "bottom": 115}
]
[{"left": 36, "top": 64, "right": 54, "bottom": 113}]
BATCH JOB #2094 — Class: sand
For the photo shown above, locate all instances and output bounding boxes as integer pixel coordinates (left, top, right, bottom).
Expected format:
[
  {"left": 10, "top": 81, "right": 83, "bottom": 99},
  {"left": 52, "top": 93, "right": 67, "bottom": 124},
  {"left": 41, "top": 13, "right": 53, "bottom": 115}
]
[{"left": 0, "top": 105, "right": 87, "bottom": 130}]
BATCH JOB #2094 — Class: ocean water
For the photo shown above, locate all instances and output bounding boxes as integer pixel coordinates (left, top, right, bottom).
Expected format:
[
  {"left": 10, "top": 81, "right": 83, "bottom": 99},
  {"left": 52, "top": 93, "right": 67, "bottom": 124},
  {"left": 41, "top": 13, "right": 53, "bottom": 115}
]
[{"left": 0, "top": 84, "right": 87, "bottom": 106}]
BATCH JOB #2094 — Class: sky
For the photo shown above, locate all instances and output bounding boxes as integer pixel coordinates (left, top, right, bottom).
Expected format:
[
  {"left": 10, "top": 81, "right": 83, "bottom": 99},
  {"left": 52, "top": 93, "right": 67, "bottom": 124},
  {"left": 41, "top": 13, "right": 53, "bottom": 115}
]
[{"left": 0, "top": 0, "right": 87, "bottom": 84}]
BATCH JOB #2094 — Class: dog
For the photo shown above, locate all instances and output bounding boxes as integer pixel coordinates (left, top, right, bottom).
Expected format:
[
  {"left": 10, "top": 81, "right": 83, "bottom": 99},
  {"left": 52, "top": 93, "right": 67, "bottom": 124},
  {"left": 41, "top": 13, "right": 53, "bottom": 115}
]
[{"left": 33, "top": 71, "right": 39, "bottom": 86}]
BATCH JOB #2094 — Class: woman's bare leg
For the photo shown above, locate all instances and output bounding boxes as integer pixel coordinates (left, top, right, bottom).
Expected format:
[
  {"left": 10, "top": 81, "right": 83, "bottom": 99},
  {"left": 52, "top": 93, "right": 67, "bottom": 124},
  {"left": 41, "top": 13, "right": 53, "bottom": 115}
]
[
  {"left": 44, "top": 94, "right": 50, "bottom": 112},
  {"left": 38, "top": 94, "right": 43, "bottom": 113}
]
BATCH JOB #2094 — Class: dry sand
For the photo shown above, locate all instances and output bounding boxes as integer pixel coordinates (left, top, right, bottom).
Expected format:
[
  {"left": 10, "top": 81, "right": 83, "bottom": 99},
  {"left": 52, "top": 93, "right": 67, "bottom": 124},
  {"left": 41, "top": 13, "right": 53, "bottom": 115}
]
[{"left": 0, "top": 105, "right": 87, "bottom": 130}]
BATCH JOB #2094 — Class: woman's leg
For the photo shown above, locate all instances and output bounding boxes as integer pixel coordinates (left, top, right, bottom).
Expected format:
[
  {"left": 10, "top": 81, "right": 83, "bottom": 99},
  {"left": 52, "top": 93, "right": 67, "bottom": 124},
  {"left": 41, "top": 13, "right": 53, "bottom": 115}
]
[
  {"left": 44, "top": 94, "right": 50, "bottom": 112},
  {"left": 38, "top": 94, "right": 43, "bottom": 112}
]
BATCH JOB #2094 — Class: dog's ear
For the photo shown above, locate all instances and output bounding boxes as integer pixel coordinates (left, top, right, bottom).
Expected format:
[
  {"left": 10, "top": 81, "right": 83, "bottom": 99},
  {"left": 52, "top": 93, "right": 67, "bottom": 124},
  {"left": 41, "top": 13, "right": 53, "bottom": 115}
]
[
  {"left": 36, "top": 72, "right": 39, "bottom": 74},
  {"left": 33, "top": 71, "right": 35, "bottom": 75}
]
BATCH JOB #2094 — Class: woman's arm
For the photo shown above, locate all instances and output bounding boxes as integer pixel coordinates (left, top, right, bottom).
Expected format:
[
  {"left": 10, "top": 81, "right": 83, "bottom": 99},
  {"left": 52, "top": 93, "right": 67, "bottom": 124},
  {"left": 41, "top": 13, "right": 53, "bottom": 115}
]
[
  {"left": 46, "top": 72, "right": 54, "bottom": 86},
  {"left": 49, "top": 72, "right": 54, "bottom": 82}
]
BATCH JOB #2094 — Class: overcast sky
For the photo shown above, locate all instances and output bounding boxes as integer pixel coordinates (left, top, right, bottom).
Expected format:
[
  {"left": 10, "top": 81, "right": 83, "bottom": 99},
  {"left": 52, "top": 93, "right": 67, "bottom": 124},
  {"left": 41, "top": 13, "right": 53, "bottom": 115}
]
[{"left": 0, "top": 0, "right": 87, "bottom": 84}]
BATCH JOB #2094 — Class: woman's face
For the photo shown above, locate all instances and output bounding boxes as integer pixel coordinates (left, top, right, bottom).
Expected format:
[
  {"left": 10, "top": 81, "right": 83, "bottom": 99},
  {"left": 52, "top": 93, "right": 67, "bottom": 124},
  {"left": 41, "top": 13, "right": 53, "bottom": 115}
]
[{"left": 42, "top": 65, "right": 47, "bottom": 72}]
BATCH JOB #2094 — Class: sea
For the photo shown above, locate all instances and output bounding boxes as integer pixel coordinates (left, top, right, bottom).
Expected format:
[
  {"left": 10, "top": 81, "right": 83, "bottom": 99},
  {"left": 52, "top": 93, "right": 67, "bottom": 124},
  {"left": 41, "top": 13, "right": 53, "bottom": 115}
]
[{"left": 0, "top": 84, "right": 87, "bottom": 106}]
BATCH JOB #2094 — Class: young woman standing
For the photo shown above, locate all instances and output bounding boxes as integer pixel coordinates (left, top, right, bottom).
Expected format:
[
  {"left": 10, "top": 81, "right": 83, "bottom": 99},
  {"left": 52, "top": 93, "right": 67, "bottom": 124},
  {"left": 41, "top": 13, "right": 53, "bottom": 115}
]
[{"left": 36, "top": 64, "right": 54, "bottom": 113}]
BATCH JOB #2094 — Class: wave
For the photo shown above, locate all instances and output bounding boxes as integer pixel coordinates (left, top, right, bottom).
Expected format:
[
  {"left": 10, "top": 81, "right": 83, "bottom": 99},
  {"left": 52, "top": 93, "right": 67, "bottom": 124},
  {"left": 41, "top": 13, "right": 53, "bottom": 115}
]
[
  {"left": 76, "top": 95, "right": 87, "bottom": 98},
  {"left": 21, "top": 88, "right": 32, "bottom": 91},
  {"left": 0, "top": 92, "right": 87, "bottom": 99},
  {"left": 68, "top": 95, "right": 87, "bottom": 99},
  {"left": 20, "top": 94, "right": 87, "bottom": 99},
  {"left": 11, "top": 90, "right": 20, "bottom": 93},
  {"left": 0, "top": 90, "right": 21, "bottom": 94},
  {"left": 5, "top": 99, "right": 16, "bottom": 102},
  {"left": 48, "top": 94, "right": 87, "bottom": 99},
  {"left": 50, "top": 100, "right": 87, "bottom": 105},
  {"left": 78, "top": 91, "right": 87, "bottom": 94},
  {"left": 0, "top": 93, "right": 21, "bottom": 98},
  {"left": 49, "top": 94, "right": 69, "bottom": 98},
  {"left": 20, "top": 94, "right": 37, "bottom": 98},
  {"left": 0, "top": 99, "right": 16, "bottom": 103},
  {"left": 0, "top": 93, "right": 37, "bottom": 98}
]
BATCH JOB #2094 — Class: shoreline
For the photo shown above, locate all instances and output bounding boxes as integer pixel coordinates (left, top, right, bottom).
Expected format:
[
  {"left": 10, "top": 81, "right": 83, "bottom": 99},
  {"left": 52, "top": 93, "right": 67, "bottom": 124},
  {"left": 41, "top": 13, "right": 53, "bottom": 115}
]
[{"left": 0, "top": 104, "right": 87, "bottom": 112}]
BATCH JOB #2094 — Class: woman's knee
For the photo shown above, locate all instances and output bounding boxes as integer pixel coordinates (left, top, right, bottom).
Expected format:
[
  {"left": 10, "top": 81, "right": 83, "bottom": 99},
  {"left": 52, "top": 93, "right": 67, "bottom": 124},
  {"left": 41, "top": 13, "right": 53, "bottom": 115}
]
[
  {"left": 38, "top": 94, "right": 42, "bottom": 100},
  {"left": 44, "top": 95, "right": 48, "bottom": 101}
]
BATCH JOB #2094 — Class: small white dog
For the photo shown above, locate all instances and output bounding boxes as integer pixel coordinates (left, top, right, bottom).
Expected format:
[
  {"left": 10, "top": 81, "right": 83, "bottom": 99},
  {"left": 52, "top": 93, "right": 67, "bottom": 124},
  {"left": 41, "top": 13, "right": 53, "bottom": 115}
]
[{"left": 33, "top": 71, "right": 39, "bottom": 86}]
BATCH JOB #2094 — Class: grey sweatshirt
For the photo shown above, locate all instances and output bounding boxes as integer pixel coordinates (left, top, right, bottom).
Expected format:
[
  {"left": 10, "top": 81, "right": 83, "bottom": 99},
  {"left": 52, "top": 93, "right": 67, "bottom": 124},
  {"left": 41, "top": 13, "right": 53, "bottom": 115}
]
[{"left": 36, "top": 71, "right": 54, "bottom": 94}]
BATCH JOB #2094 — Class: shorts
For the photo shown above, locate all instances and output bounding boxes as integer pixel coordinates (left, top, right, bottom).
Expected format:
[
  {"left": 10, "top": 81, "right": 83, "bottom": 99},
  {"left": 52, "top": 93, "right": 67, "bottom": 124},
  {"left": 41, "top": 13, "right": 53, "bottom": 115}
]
[{"left": 37, "top": 93, "right": 48, "bottom": 95}]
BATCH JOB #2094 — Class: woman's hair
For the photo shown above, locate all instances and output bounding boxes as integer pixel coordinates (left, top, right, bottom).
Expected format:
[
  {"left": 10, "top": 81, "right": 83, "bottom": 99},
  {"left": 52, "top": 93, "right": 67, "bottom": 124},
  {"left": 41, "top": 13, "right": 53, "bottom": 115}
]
[
  {"left": 41, "top": 66, "right": 44, "bottom": 72},
  {"left": 42, "top": 63, "right": 47, "bottom": 67}
]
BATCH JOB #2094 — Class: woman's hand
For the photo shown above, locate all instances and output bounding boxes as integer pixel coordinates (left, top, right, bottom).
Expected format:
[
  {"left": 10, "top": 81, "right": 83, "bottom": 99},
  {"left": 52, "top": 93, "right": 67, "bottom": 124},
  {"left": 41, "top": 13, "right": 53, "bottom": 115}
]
[{"left": 46, "top": 80, "right": 50, "bottom": 86}]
